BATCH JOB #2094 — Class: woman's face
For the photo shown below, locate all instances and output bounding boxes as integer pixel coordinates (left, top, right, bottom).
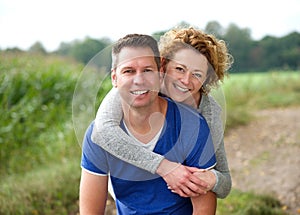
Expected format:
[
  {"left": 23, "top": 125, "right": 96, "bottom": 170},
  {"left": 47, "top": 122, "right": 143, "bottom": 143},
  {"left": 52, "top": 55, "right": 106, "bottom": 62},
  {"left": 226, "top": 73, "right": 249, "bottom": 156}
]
[{"left": 161, "top": 48, "right": 208, "bottom": 108}]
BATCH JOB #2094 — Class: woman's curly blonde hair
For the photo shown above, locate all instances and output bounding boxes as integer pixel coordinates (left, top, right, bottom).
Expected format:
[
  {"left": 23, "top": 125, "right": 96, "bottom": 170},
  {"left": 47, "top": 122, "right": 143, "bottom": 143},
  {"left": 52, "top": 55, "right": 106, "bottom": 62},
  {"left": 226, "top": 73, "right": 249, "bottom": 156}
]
[{"left": 159, "top": 26, "right": 233, "bottom": 94}]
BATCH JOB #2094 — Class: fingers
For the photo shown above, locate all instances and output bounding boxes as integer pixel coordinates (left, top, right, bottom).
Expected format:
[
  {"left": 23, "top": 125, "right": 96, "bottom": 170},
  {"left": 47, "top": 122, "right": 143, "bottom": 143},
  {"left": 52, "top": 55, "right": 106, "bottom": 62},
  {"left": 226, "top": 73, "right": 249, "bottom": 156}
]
[
  {"left": 167, "top": 185, "right": 189, "bottom": 197},
  {"left": 193, "top": 170, "right": 216, "bottom": 190},
  {"left": 168, "top": 186, "right": 207, "bottom": 197},
  {"left": 189, "top": 174, "right": 210, "bottom": 190},
  {"left": 186, "top": 166, "right": 207, "bottom": 173},
  {"left": 167, "top": 185, "right": 196, "bottom": 197},
  {"left": 167, "top": 180, "right": 209, "bottom": 197},
  {"left": 170, "top": 189, "right": 189, "bottom": 198},
  {"left": 161, "top": 164, "right": 213, "bottom": 197}
]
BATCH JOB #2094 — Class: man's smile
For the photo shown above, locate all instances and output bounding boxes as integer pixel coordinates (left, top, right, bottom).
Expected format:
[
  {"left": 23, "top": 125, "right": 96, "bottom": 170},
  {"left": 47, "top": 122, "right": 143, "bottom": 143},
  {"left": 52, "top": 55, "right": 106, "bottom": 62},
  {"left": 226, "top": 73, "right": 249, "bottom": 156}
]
[{"left": 130, "top": 90, "right": 149, "bottom": 95}]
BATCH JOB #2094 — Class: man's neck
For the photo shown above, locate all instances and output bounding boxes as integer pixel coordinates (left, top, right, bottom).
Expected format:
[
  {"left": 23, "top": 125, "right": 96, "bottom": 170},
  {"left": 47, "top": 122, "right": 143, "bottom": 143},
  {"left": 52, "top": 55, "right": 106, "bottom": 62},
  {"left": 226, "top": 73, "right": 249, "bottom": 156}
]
[{"left": 122, "top": 97, "right": 167, "bottom": 143}]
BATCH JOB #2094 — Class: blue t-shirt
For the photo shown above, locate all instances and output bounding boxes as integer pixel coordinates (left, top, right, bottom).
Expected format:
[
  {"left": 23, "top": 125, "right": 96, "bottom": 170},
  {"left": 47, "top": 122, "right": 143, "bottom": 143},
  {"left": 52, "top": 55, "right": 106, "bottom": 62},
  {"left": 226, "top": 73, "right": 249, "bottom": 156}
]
[{"left": 81, "top": 98, "right": 216, "bottom": 214}]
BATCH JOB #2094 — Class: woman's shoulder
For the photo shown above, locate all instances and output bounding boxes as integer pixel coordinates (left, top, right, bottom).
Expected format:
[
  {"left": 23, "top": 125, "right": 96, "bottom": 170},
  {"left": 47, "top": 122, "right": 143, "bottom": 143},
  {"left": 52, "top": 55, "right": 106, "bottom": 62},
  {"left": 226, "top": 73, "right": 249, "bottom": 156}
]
[
  {"left": 199, "top": 94, "right": 222, "bottom": 115},
  {"left": 199, "top": 94, "right": 224, "bottom": 136},
  {"left": 199, "top": 94, "right": 225, "bottom": 148}
]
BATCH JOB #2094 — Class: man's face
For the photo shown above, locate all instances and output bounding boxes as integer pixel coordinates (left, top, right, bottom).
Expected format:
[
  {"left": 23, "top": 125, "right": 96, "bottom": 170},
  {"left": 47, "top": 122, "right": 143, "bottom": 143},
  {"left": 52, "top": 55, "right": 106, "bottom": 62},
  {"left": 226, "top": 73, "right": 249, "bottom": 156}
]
[{"left": 111, "top": 47, "right": 161, "bottom": 109}]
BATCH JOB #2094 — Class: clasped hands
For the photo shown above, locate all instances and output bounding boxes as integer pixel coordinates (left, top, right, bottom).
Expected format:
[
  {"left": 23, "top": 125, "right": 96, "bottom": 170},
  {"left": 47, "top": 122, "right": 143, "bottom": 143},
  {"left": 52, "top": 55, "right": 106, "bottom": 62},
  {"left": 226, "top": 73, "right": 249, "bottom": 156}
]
[{"left": 157, "top": 160, "right": 216, "bottom": 197}]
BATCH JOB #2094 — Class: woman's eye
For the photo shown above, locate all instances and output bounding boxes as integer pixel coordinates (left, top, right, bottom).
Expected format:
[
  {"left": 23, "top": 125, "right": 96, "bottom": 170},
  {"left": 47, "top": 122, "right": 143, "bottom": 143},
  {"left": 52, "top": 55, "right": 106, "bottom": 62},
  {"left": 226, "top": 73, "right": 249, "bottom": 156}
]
[
  {"left": 175, "top": 67, "right": 184, "bottom": 72},
  {"left": 193, "top": 73, "right": 202, "bottom": 79}
]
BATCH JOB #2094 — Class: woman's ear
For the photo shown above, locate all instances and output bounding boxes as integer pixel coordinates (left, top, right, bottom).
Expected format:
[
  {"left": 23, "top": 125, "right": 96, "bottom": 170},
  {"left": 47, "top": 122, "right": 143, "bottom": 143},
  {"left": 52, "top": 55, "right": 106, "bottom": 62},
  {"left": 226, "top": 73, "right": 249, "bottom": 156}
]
[
  {"left": 159, "top": 66, "right": 165, "bottom": 74},
  {"left": 160, "top": 57, "right": 167, "bottom": 74},
  {"left": 159, "top": 70, "right": 165, "bottom": 84}
]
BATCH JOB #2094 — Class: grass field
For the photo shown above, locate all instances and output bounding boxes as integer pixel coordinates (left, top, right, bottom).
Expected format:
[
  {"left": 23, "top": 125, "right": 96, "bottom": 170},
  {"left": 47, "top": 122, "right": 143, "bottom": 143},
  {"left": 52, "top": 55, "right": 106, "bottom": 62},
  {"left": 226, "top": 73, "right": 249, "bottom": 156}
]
[
  {"left": 1, "top": 52, "right": 299, "bottom": 214},
  {"left": 222, "top": 71, "right": 300, "bottom": 130}
]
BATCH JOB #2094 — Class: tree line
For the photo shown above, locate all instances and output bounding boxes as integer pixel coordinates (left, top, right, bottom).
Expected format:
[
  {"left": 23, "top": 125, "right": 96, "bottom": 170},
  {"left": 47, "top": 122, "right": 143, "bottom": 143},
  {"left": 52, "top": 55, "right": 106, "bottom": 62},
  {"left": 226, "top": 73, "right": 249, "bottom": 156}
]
[{"left": 4, "top": 21, "right": 300, "bottom": 73}]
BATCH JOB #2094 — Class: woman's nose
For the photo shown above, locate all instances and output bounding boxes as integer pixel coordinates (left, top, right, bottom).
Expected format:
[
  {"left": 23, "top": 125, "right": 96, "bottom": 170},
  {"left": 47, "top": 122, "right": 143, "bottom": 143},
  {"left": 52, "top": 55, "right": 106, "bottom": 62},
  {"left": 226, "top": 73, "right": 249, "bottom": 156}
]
[{"left": 180, "top": 71, "right": 191, "bottom": 85}]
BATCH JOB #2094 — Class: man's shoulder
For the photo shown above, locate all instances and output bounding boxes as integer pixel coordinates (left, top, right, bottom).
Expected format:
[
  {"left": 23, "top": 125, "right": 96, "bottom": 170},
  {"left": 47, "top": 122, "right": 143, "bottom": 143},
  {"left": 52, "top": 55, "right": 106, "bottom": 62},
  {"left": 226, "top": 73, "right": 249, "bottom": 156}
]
[
  {"left": 166, "top": 98, "right": 205, "bottom": 121},
  {"left": 83, "top": 120, "right": 99, "bottom": 149},
  {"left": 85, "top": 120, "right": 95, "bottom": 136},
  {"left": 165, "top": 98, "right": 210, "bottom": 136}
]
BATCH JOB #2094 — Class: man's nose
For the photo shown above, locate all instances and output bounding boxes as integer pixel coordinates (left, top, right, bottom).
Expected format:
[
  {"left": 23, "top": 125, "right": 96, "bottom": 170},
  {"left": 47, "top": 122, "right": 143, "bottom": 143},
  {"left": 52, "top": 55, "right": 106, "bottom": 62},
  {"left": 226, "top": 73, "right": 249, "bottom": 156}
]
[{"left": 133, "top": 73, "right": 145, "bottom": 85}]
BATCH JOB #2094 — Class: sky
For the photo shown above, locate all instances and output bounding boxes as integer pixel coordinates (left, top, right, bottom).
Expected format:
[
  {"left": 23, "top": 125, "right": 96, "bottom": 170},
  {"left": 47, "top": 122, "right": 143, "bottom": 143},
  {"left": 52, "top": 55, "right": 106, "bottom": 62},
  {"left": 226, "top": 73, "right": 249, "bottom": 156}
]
[{"left": 1, "top": 0, "right": 299, "bottom": 52}]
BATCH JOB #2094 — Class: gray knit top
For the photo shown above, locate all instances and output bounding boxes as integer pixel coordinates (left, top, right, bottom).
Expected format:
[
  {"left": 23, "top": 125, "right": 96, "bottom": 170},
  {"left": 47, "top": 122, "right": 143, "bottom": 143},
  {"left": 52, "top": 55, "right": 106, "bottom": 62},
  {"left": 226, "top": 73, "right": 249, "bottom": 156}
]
[{"left": 91, "top": 87, "right": 231, "bottom": 198}]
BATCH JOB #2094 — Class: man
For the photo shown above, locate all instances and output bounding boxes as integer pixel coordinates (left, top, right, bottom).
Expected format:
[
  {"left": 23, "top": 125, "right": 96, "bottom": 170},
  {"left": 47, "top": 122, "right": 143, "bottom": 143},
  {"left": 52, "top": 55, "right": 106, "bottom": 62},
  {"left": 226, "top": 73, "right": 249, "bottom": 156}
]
[{"left": 79, "top": 34, "right": 216, "bottom": 214}]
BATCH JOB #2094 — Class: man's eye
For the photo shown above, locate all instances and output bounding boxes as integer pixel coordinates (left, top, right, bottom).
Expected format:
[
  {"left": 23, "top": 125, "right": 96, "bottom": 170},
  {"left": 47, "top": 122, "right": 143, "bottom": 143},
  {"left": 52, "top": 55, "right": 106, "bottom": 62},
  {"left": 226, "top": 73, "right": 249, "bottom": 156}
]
[
  {"left": 144, "top": 69, "right": 153, "bottom": 73},
  {"left": 123, "top": 69, "right": 133, "bottom": 73}
]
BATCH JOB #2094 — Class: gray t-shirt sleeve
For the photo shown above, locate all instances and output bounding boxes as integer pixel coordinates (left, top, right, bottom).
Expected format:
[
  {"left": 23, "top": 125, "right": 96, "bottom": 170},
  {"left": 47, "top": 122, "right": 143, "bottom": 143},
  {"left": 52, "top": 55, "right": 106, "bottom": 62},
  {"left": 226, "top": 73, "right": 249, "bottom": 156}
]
[
  {"left": 91, "top": 87, "right": 164, "bottom": 174},
  {"left": 199, "top": 95, "right": 232, "bottom": 198}
]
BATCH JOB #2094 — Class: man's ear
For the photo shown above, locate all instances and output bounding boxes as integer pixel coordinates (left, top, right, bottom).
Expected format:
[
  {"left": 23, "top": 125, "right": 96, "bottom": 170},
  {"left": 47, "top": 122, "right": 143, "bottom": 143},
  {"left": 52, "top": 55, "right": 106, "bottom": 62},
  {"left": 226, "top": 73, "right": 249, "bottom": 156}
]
[{"left": 111, "top": 69, "right": 117, "bottom": 87}]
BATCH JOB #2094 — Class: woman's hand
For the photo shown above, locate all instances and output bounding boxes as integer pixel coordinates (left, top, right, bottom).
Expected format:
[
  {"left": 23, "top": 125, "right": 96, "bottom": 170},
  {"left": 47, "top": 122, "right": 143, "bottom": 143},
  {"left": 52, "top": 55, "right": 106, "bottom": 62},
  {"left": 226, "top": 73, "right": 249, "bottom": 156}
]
[
  {"left": 193, "top": 169, "right": 216, "bottom": 191},
  {"left": 157, "top": 159, "right": 216, "bottom": 197}
]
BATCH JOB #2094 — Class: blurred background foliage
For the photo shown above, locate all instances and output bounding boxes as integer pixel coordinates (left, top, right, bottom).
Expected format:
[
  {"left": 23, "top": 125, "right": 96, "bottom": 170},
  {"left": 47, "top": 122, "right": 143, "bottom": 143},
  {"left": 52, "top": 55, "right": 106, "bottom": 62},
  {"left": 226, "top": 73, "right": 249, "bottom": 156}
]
[{"left": 3, "top": 21, "right": 300, "bottom": 72}]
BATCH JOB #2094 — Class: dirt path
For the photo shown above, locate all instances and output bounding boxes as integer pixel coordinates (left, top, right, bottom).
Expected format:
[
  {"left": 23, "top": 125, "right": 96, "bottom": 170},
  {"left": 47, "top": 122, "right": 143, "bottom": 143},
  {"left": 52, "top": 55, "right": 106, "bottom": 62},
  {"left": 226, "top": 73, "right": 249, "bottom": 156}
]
[{"left": 224, "top": 106, "right": 300, "bottom": 215}]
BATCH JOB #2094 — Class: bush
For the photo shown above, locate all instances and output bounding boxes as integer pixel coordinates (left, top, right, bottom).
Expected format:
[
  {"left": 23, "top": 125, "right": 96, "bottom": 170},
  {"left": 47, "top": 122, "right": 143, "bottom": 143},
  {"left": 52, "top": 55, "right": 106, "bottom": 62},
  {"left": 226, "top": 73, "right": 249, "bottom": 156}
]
[
  {"left": 217, "top": 189, "right": 289, "bottom": 215},
  {"left": 0, "top": 53, "right": 82, "bottom": 175}
]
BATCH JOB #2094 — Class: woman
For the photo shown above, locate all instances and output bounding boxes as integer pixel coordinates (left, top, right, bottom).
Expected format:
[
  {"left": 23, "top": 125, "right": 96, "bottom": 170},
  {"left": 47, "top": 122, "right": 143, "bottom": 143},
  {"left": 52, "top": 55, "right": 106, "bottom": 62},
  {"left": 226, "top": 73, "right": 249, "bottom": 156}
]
[{"left": 91, "top": 27, "right": 233, "bottom": 198}]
